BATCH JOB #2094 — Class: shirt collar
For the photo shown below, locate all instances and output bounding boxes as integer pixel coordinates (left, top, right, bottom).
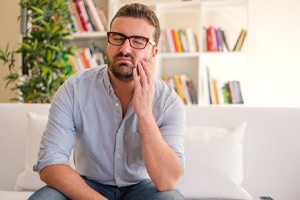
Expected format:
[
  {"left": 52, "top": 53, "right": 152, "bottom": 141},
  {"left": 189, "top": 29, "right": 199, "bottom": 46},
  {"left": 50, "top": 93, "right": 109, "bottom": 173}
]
[{"left": 103, "top": 65, "right": 113, "bottom": 93}]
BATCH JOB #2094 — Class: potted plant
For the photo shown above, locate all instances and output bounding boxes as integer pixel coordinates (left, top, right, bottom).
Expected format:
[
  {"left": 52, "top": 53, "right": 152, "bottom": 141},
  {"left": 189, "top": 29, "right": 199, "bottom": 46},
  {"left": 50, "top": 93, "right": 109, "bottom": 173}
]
[{"left": 0, "top": 0, "right": 76, "bottom": 103}]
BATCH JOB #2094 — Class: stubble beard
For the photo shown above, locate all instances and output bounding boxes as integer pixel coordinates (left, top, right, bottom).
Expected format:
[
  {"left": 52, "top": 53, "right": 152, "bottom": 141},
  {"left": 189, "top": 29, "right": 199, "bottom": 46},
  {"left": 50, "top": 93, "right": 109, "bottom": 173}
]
[{"left": 107, "top": 53, "right": 136, "bottom": 82}]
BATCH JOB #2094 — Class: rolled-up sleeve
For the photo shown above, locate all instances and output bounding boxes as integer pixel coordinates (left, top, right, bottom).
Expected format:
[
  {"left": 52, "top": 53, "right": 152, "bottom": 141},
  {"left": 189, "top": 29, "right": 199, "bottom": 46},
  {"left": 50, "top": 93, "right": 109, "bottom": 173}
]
[
  {"left": 34, "top": 79, "right": 76, "bottom": 173},
  {"left": 154, "top": 81, "right": 186, "bottom": 175}
]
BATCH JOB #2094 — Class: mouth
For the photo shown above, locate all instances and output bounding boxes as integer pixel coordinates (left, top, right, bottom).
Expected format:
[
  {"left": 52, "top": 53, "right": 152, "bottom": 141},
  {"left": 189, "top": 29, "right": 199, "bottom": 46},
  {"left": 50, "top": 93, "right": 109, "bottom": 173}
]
[
  {"left": 117, "top": 56, "right": 131, "bottom": 61},
  {"left": 115, "top": 57, "right": 133, "bottom": 65},
  {"left": 114, "top": 53, "right": 135, "bottom": 64}
]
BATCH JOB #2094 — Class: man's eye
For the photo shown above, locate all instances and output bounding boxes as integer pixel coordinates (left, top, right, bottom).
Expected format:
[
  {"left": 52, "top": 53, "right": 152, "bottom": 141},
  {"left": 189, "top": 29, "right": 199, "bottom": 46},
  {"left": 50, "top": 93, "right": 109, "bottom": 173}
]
[
  {"left": 132, "top": 37, "right": 145, "bottom": 45},
  {"left": 112, "top": 36, "right": 124, "bottom": 41}
]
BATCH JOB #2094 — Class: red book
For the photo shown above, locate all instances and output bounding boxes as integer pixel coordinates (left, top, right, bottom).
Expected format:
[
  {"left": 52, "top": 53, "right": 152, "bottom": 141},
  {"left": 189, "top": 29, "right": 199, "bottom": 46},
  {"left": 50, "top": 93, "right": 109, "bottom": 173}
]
[
  {"left": 69, "top": 1, "right": 84, "bottom": 32},
  {"left": 206, "top": 26, "right": 217, "bottom": 52},
  {"left": 75, "top": 0, "right": 90, "bottom": 31}
]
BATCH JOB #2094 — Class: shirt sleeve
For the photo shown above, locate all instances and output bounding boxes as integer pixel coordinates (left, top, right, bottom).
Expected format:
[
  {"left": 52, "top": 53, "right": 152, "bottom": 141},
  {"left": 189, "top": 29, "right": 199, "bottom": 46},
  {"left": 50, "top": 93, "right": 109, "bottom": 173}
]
[
  {"left": 158, "top": 91, "right": 186, "bottom": 174},
  {"left": 34, "top": 78, "right": 76, "bottom": 173}
]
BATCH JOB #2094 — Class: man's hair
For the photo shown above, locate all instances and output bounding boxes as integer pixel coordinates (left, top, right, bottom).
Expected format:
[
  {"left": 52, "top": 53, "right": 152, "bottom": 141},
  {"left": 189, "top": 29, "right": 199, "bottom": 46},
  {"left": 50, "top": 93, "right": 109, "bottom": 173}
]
[{"left": 110, "top": 3, "right": 161, "bottom": 45}]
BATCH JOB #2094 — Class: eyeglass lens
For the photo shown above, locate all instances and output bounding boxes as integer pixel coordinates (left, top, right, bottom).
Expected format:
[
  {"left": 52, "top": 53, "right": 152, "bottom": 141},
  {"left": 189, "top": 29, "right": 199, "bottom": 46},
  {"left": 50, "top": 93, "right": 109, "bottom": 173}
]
[{"left": 108, "top": 32, "right": 148, "bottom": 49}]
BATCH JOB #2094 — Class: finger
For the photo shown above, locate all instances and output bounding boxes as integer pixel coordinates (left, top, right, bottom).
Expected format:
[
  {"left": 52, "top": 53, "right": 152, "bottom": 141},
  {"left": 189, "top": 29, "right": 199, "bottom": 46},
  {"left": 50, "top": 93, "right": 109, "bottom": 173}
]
[
  {"left": 141, "top": 60, "right": 153, "bottom": 85},
  {"left": 133, "top": 67, "right": 141, "bottom": 88},
  {"left": 137, "top": 61, "right": 147, "bottom": 87}
]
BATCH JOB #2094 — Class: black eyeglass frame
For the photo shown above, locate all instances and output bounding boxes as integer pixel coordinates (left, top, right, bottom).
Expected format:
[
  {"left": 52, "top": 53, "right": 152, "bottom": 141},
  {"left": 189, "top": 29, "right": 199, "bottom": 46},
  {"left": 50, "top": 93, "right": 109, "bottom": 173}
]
[{"left": 107, "top": 31, "right": 156, "bottom": 49}]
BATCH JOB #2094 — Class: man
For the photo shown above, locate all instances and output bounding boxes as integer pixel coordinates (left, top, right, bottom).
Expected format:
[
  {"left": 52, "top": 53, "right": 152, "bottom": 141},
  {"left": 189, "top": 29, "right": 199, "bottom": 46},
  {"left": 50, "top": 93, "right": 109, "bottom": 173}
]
[{"left": 29, "top": 3, "right": 186, "bottom": 200}]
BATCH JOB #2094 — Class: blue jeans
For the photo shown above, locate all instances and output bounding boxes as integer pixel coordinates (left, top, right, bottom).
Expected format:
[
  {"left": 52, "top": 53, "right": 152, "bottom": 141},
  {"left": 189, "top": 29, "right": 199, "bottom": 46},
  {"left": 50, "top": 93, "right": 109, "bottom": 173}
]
[{"left": 28, "top": 176, "right": 185, "bottom": 200}]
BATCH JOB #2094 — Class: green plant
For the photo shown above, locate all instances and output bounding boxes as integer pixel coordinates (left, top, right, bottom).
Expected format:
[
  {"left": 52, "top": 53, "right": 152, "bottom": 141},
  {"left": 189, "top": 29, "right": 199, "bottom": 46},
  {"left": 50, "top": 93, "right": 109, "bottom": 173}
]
[{"left": 0, "top": 0, "right": 76, "bottom": 103}]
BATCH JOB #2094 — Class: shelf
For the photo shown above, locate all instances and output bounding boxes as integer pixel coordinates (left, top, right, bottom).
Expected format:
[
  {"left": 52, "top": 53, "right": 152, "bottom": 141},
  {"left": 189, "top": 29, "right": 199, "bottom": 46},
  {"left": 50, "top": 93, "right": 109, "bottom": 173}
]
[
  {"left": 72, "top": 31, "right": 107, "bottom": 39},
  {"left": 151, "top": 0, "right": 249, "bottom": 106},
  {"left": 158, "top": 52, "right": 199, "bottom": 59},
  {"left": 110, "top": 0, "right": 248, "bottom": 106}
]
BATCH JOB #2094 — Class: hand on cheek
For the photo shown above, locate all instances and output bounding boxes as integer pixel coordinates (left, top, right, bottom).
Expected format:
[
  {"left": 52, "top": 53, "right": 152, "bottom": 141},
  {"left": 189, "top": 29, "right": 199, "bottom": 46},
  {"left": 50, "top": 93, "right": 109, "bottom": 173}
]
[{"left": 132, "top": 60, "right": 155, "bottom": 116}]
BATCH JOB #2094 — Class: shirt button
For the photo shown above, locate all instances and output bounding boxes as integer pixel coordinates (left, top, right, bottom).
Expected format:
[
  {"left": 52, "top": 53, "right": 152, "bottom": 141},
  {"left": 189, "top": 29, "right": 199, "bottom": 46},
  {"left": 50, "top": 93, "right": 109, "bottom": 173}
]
[
  {"left": 117, "top": 154, "right": 121, "bottom": 158},
  {"left": 115, "top": 102, "right": 119, "bottom": 107}
]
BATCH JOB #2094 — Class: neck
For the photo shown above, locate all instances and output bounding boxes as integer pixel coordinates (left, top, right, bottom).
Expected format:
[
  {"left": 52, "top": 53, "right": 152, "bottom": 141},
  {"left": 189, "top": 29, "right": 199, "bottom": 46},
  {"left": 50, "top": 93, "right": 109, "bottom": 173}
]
[
  {"left": 108, "top": 69, "right": 134, "bottom": 95},
  {"left": 108, "top": 69, "right": 134, "bottom": 117}
]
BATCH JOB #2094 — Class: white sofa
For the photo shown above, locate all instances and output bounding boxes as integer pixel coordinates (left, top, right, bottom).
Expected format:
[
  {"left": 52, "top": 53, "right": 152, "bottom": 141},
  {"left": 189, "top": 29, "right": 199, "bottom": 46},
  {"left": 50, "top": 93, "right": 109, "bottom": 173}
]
[{"left": 0, "top": 103, "right": 299, "bottom": 200}]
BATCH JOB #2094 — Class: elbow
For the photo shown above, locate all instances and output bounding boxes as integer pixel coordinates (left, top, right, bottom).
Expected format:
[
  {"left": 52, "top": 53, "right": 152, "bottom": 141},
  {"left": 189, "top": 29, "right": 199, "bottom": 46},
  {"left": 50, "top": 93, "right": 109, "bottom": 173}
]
[
  {"left": 155, "top": 179, "right": 178, "bottom": 192},
  {"left": 155, "top": 167, "right": 182, "bottom": 191},
  {"left": 39, "top": 165, "right": 55, "bottom": 184},
  {"left": 39, "top": 169, "right": 48, "bottom": 183}
]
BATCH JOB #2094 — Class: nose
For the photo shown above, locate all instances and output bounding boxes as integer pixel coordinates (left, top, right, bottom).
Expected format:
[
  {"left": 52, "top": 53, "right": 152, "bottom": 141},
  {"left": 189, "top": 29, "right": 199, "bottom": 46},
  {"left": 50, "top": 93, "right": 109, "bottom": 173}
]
[{"left": 119, "top": 38, "right": 132, "bottom": 53}]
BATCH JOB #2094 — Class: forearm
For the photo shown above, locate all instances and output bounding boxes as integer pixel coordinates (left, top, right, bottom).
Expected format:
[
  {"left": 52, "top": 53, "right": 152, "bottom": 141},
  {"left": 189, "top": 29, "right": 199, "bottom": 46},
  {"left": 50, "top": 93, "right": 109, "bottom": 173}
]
[
  {"left": 132, "top": 61, "right": 182, "bottom": 190},
  {"left": 40, "top": 164, "right": 107, "bottom": 200},
  {"left": 138, "top": 113, "right": 182, "bottom": 191}
]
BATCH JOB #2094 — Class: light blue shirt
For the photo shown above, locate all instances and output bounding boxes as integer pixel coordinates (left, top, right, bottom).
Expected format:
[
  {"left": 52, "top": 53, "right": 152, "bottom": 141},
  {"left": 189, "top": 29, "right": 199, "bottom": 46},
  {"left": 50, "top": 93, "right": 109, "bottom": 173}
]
[{"left": 35, "top": 65, "right": 186, "bottom": 187}]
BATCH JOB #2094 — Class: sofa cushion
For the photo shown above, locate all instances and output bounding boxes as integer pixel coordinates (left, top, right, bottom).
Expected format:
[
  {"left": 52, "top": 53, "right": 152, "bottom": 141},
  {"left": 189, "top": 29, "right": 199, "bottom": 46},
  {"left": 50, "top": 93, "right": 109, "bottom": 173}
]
[
  {"left": 15, "top": 112, "right": 74, "bottom": 191},
  {"left": 176, "top": 122, "right": 252, "bottom": 199},
  {"left": 0, "top": 191, "right": 34, "bottom": 200}
]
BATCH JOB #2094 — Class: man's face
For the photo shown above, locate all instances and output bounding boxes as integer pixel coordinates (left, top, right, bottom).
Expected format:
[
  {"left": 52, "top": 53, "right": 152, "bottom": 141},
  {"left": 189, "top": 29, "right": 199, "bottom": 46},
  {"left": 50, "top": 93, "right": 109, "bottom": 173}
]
[{"left": 107, "top": 17, "right": 158, "bottom": 82}]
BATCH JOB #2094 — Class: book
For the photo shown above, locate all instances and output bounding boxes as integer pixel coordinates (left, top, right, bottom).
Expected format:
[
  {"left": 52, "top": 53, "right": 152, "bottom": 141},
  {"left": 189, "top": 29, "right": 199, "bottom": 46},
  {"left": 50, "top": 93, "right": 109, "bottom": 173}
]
[
  {"left": 180, "top": 74, "right": 192, "bottom": 104},
  {"left": 206, "top": 25, "right": 218, "bottom": 52},
  {"left": 174, "top": 75, "right": 186, "bottom": 103},
  {"left": 185, "top": 28, "right": 197, "bottom": 52},
  {"left": 172, "top": 29, "right": 183, "bottom": 52},
  {"left": 86, "top": 0, "right": 105, "bottom": 31},
  {"left": 95, "top": 6, "right": 108, "bottom": 31},
  {"left": 199, "top": 66, "right": 209, "bottom": 105},
  {"left": 186, "top": 77, "right": 197, "bottom": 104},
  {"left": 68, "top": 1, "right": 84, "bottom": 32},
  {"left": 233, "top": 29, "right": 247, "bottom": 51},
  {"left": 215, "top": 28, "right": 223, "bottom": 51},
  {"left": 67, "top": 55, "right": 78, "bottom": 72},
  {"left": 220, "top": 29, "right": 229, "bottom": 52},
  {"left": 224, "top": 82, "right": 232, "bottom": 104},
  {"left": 75, "top": 56, "right": 85, "bottom": 71},
  {"left": 79, "top": 50, "right": 90, "bottom": 69},
  {"left": 85, "top": 6, "right": 98, "bottom": 31},
  {"left": 221, "top": 84, "right": 229, "bottom": 104},
  {"left": 206, "top": 27, "right": 212, "bottom": 52},
  {"left": 205, "top": 66, "right": 212, "bottom": 104},
  {"left": 89, "top": 42, "right": 105, "bottom": 65},
  {"left": 211, "top": 79, "right": 219, "bottom": 104},
  {"left": 83, "top": 47, "right": 97, "bottom": 68},
  {"left": 178, "top": 29, "right": 189, "bottom": 52},
  {"left": 69, "top": 10, "right": 77, "bottom": 31},
  {"left": 231, "top": 80, "right": 244, "bottom": 104},
  {"left": 228, "top": 81, "right": 236, "bottom": 104},
  {"left": 76, "top": 0, "right": 93, "bottom": 32},
  {"left": 165, "top": 29, "right": 176, "bottom": 53}
]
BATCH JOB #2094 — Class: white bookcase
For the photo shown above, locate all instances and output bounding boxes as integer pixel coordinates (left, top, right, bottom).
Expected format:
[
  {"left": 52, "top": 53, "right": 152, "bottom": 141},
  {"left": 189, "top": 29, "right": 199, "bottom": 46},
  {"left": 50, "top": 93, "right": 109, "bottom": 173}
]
[
  {"left": 70, "top": 0, "right": 110, "bottom": 53},
  {"left": 111, "top": 0, "right": 249, "bottom": 105}
]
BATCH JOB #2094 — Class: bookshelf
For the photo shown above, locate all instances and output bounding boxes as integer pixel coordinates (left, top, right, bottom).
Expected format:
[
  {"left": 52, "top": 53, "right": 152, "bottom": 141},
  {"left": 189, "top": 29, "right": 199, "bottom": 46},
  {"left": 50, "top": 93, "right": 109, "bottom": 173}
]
[
  {"left": 111, "top": 0, "right": 249, "bottom": 105},
  {"left": 68, "top": 0, "right": 110, "bottom": 70}
]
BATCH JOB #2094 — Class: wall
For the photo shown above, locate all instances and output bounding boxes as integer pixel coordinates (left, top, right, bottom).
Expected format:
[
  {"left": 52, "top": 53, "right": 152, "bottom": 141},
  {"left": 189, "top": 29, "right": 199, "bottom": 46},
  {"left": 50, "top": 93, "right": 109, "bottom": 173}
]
[
  {"left": 0, "top": 0, "right": 300, "bottom": 106},
  {"left": 247, "top": 0, "right": 300, "bottom": 107},
  {"left": 0, "top": 0, "right": 20, "bottom": 102}
]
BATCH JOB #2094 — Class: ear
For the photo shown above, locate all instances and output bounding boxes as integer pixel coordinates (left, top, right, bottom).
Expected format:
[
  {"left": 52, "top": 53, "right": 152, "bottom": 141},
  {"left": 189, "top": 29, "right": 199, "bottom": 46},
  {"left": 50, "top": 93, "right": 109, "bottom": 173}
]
[
  {"left": 149, "top": 47, "right": 158, "bottom": 63},
  {"left": 152, "top": 47, "right": 158, "bottom": 57}
]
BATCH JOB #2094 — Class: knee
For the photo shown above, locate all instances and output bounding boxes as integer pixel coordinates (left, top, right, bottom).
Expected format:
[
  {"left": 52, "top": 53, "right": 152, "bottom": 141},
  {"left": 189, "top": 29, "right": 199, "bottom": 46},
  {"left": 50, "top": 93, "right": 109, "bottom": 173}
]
[
  {"left": 153, "top": 189, "right": 185, "bottom": 200},
  {"left": 28, "top": 186, "right": 69, "bottom": 200}
]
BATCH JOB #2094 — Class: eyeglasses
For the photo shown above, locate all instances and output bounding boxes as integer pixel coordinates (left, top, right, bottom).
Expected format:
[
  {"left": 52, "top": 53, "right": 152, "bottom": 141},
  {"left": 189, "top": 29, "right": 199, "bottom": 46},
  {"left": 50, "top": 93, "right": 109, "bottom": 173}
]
[{"left": 107, "top": 31, "right": 156, "bottom": 49}]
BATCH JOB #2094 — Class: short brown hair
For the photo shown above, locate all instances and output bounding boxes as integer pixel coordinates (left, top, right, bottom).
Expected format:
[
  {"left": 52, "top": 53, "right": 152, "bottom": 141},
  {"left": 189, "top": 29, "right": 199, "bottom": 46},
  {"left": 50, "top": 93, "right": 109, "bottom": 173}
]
[{"left": 110, "top": 3, "right": 161, "bottom": 45}]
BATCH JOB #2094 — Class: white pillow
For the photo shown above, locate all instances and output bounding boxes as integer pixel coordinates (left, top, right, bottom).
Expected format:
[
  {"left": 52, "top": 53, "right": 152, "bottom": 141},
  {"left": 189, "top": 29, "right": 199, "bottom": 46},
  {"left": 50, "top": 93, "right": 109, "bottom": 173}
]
[
  {"left": 176, "top": 122, "right": 252, "bottom": 200},
  {"left": 15, "top": 112, "right": 75, "bottom": 191}
]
